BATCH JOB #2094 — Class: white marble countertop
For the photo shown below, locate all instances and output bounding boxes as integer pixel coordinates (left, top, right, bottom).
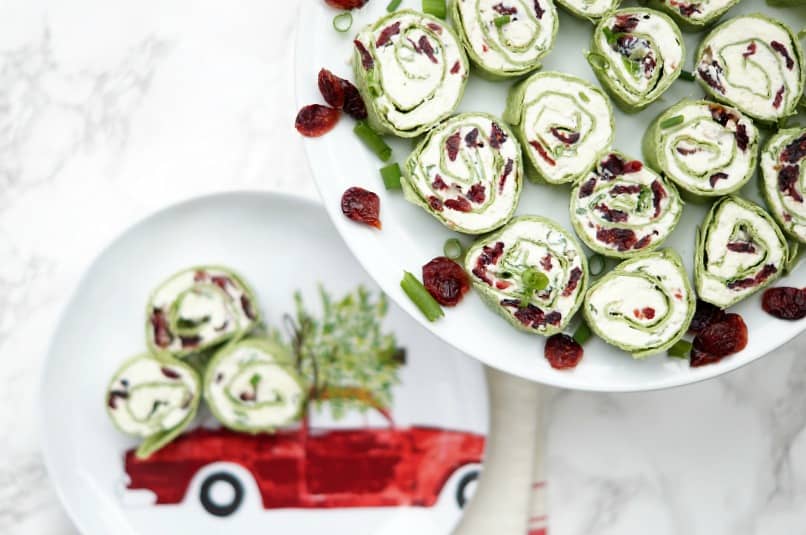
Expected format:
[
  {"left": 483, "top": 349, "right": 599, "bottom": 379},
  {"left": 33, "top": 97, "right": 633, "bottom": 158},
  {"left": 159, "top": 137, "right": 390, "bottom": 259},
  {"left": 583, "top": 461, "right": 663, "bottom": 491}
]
[{"left": 2, "top": 1, "right": 806, "bottom": 534}]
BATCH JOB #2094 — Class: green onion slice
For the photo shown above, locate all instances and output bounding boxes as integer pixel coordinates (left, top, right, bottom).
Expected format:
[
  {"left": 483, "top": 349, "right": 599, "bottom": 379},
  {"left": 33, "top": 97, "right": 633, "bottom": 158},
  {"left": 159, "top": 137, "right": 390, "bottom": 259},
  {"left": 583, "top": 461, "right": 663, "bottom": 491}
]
[
  {"left": 387, "top": 0, "right": 403, "bottom": 11},
  {"left": 586, "top": 52, "right": 609, "bottom": 71},
  {"left": 660, "top": 115, "right": 684, "bottom": 129},
  {"left": 589, "top": 254, "right": 606, "bottom": 276},
  {"left": 422, "top": 0, "right": 447, "bottom": 19},
  {"left": 380, "top": 162, "right": 402, "bottom": 190},
  {"left": 679, "top": 70, "right": 695, "bottom": 82},
  {"left": 494, "top": 15, "right": 510, "bottom": 27},
  {"left": 520, "top": 268, "right": 549, "bottom": 307},
  {"left": 668, "top": 339, "right": 692, "bottom": 359},
  {"left": 354, "top": 121, "right": 393, "bottom": 162},
  {"left": 573, "top": 321, "right": 592, "bottom": 345},
  {"left": 443, "top": 238, "right": 464, "bottom": 260},
  {"left": 401, "top": 271, "right": 444, "bottom": 322},
  {"left": 333, "top": 12, "right": 353, "bottom": 33}
]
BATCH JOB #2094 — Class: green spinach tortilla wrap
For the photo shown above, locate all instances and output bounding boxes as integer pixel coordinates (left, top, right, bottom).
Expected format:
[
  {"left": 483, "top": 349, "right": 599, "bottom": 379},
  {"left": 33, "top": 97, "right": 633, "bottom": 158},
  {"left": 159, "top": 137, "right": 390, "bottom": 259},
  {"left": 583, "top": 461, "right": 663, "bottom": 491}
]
[
  {"left": 647, "top": 0, "right": 739, "bottom": 30},
  {"left": 642, "top": 99, "right": 759, "bottom": 199},
  {"left": 555, "top": 0, "right": 621, "bottom": 20},
  {"left": 695, "top": 195, "right": 789, "bottom": 308},
  {"left": 695, "top": 14, "right": 804, "bottom": 123},
  {"left": 146, "top": 266, "right": 260, "bottom": 358},
  {"left": 204, "top": 339, "right": 306, "bottom": 433},
  {"left": 402, "top": 112, "right": 523, "bottom": 234},
  {"left": 587, "top": 8, "right": 684, "bottom": 113},
  {"left": 583, "top": 249, "right": 695, "bottom": 359},
  {"left": 465, "top": 215, "right": 587, "bottom": 336},
  {"left": 760, "top": 127, "right": 806, "bottom": 243},
  {"left": 352, "top": 10, "right": 469, "bottom": 138},
  {"left": 570, "top": 152, "right": 684, "bottom": 258},
  {"left": 106, "top": 354, "right": 200, "bottom": 458},
  {"left": 448, "top": 0, "right": 558, "bottom": 79},
  {"left": 503, "top": 71, "right": 615, "bottom": 185}
]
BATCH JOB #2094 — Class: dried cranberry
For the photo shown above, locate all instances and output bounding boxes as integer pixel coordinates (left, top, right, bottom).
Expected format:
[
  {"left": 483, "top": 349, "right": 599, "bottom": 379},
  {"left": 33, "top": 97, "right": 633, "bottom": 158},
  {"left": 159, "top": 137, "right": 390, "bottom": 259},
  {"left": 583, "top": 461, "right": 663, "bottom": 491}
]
[
  {"left": 422, "top": 256, "right": 470, "bottom": 306},
  {"left": 241, "top": 295, "right": 257, "bottom": 320},
  {"left": 151, "top": 308, "right": 173, "bottom": 348},
  {"left": 550, "top": 127, "right": 580, "bottom": 145},
  {"left": 180, "top": 335, "right": 201, "bottom": 348},
  {"left": 773, "top": 86, "right": 785, "bottom": 109},
  {"left": 465, "top": 128, "right": 481, "bottom": 148},
  {"left": 595, "top": 203, "right": 628, "bottom": 223},
  {"left": 544, "top": 334, "right": 583, "bottom": 370},
  {"left": 354, "top": 40, "right": 374, "bottom": 70},
  {"left": 690, "top": 347, "right": 723, "bottom": 368},
  {"left": 727, "top": 264, "right": 777, "bottom": 290},
  {"left": 540, "top": 255, "right": 552, "bottom": 272},
  {"left": 609, "top": 184, "right": 641, "bottom": 196},
  {"left": 762, "top": 287, "right": 806, "bottom": 320},
  {"left": 533, "top": 0, "right": 545, "bottom": 18},
  {"left": 376, "top": 22, "right": 401, "bottom": 47},
  {"left": 325, "top": 0, "right": 368, "bottom": 8},
  {"left": 467, "top": 183, "right": 486, "bottom": 204},
  {"left": 433, "top": 175, "right": 449, "bottom": 190},
  {"left": 562, "top": 267, "right": 582, "bottom": 297},
  {"left": 677, "top": 2, "right": 701, "bottom": 16},
  {"left": 742, "top": 42, "right": 757, "bottom": 59},
  {"left": 211, "top": 275, "right": 231, "bottom": 290},
  {"left": 493, "top": 3, "right": 518, "bottom": 15},
  {"left": 781, "top": 133, "right": 806, "bottom": 163},
  {"left": 472, "top": 242, "right": 505, "bottom": 285},
  {"left": 699, "top": 60, "right": 725, "bottom": 93},
  {"left": 690, "top": 301, "right": 726, "bottom": 334},
  {"left": 778, "top": 165, "right": 804, "bottom": 202},
  {"left": 726, "top": 241, "right": 755, "bottom": 253},
  {"left": 490, "top": 123, "right": 507, "bottom": 149},
  {"left": 446, "top": 132, "right": 462, "bottom": 161},
  {"left": 342, "top": 84, "right": 367, "bottom": 120},
  {"left": 451, "top": 61, "right": 461, "bottom": 74},
  {"left": 161, "top": 367, "right": 180, "bottom": 379},
  {"left": 445, "top": 197, "right": 472, "bottom": 212},
  {"left": 295, "top": 104, "right": 340, "bottom": 137},
  {"left": 709, "top": 172, "right": 728, "bottom": 188},
  {"left": 418, "top": 36, "right": 438, "bottom": 63},
  {"left": 499, "top": 158, "right": 514, "bottom": 193},
  {"left": 529, "top": 140, "right": 556, "bottom": 166},
  {"left": 771, "top": 41, "right": 794, "bottom": 70},
  {"left": 735, "top": 124, "right": 749, "bottom": 152},
  {"left": 341, "top": 186, "right": 381, "bottom": 229},
  {"left": 650, "top": 180, "right": 666, "bottom": 218},
  {"left": 692, "top": 313, "right": 748, "bottom": 359},
  {"left": 107, "top": 390, "right": 129, "bottom": 409},
  {"left": 318, "top": 69, "right": 345, "bottom": 108},
  {"left": 596, "top": 227, "right": 637, "bottom": 251},
  {"left": 612, "top": 14, "right": 639, "bottom": 33},
  {"left": 579, "top": 178, "right": 597, "bottom": 198}
]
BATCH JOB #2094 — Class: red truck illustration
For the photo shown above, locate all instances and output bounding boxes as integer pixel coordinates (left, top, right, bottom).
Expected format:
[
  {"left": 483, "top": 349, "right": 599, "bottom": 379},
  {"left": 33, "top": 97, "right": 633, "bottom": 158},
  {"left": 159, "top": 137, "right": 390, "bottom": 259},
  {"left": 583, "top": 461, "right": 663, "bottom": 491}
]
[{"left": 125, "top": 425, "right": 485, "bottom": 517}]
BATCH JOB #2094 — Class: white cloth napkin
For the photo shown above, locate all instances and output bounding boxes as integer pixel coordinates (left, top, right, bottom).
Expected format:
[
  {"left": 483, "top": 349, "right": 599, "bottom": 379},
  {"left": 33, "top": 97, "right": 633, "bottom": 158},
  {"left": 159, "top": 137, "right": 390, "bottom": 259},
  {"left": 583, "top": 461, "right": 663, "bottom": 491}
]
[{"left": 453, "top": 368, "right": 547, "bottom": 535}]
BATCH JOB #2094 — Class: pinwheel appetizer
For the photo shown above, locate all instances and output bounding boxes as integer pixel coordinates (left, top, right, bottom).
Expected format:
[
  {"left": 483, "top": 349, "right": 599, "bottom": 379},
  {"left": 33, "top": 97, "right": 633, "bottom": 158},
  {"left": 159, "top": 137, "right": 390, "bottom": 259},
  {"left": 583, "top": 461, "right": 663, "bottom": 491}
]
[
  {"left": 352, "top": 10, "right": 469, "bottom": 137},
  {"left": 570, "top": 152, "right": 684, "bottom": 258},
  {"left": 643, "top": 100, "right": 759, "bottom": 199},
  {"left": 204, "top": 339, "right": 306, "bottom": 433},
  {"left": 146, "top": 266, "right": 260, "bottom": 358},
  {"left": 695, "top": 14, "right": 804, "bottom": 123},
  {"left": 503, "top": 71, "right": 615, "bottom": 185},
  {"left": 647, "top": 0, "right": 738, "bottom": 30},
  {"left": 761, "top": 127, "right": 806, "bottom": 243},
  {"left": 402, "top": 112, "right": 522, "bottom": 234},
  {"left": 465, "top": 215, "right": 588, "bottom": 336},
  {"left": 587, "top": 8, "right": 684, "bottom": 113},
  {"left": 449, "top": 0, "right": 558, "bottom": 79},
  {"left": 696, "top": 196, "right": 789, "bottom": 308},
  {"left": 106, "top": 354, "right": 201, "bottom": 458},
  {"left": 583, "top": 249, "right": 695, "bottom": 358},
  {"left": 555, "top": 0, "right": 621, "bottom": 20}
]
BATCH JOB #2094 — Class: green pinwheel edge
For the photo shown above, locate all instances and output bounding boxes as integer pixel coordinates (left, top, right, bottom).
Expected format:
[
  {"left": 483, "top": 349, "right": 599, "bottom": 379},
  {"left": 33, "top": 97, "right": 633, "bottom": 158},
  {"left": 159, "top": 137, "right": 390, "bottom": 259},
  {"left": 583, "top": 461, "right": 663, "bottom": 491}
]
[
  {"left": 642, "top": 99, "right": 759, "bottom": 201},
  {"left": 401, "top": 112, "right": 524, "bottom": 235},
  {"left": 646, "top": 0, "right": 738, "bottom": 31},
  {"left": 555, "top": 0, "right": 622, "bottom": 22},
  {"left": 504, "top": 71, "right": 616, "bottom": 185},
  {"left": 203, "top": 338, "right": 306, "bottom": 435},
  {"left": 104, "top": 353, "right": 202, "bottom": 459},
  {"left": 464, "top": 215, "right": 589, "bottom": 337},
  {"left": 766, "top": 0, "right": 806, "bottom": 6},
  {"left": 582, "top": 248, "right": 695, "bottom": 359},
  {"left": 144, "top": 265, "right": 261, "bottom": 359},
  {"left": 695, "top": 195, "right": 789, "bottom": 308},
  {"left": 447, "top": 0, "right": 558, "bottom": 80},
  {"left": 761, "top": 127, "right": 806, "bottom": 243},
  {"left": 588, "top": 7, "right": 684, "bottom": 114},
  {"left": 352, "top": 9, "right": 470, "bottom": 138},
  {"left": 695, "top": 13, "right": 805, "bottom": 124},
  {"left": 569, "top": 151, "right": 684, "bottom": 259}
]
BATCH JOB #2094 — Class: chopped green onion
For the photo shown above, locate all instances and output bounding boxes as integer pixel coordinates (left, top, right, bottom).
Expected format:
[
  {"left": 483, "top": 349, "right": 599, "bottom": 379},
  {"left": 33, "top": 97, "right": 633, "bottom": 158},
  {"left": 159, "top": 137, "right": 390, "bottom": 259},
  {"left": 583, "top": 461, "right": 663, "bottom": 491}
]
[
  {"left": 679, "top": 70, "right": 695, "bottom": 82},
  {"left": 354, "top": 121, "right": 392, "bottom": 161},
  {"left": 401, "top": 271, "right": 444, "bottom": 322},
  {"left": 578, "top": 91, "right": 590, "bottom": 103},
  {"left": 494, "top": 15, "right": 511, "bottom": 27},
  {"left": 573, "top": 321, "right": 592, "bottom": 345},
  {"left": 387, "top": 0, "right": 403, "bottom": 11},
  {"left": 586, "top": 52, "right": 609, "bottom": 71},
  {"left": 444, "top": 238, "right": 464, "bottom": 260},
  {"left": 668, "top": 339, "right": 692, "bottom": 359},
  {"left": 380, "top": 162, "right": 402, "bottom": 190},
  {"left": 333, "top": 12, "right": 353, "bottom": 33},
  {"left": 660, "top": 115, "right": 684, "bottom": 129},
  {"left": 422, "top": 0, "right": 447, "bottom": 18},
  {"left": 520, "top": 268, "right": 549, "bottom": 307},
  {"left": 589, "top": 254, "right": 606, "bottom": 276}
]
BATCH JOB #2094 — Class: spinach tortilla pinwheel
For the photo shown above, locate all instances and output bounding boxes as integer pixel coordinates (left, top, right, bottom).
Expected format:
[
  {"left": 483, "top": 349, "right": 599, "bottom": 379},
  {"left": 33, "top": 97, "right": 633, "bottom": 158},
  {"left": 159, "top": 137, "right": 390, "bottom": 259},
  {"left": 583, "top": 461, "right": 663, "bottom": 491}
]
[
  {"left": 583, "top": 249, "right": 695, "bottom": 359},
  {"left": 647, "top": 0, "right": 738, "bottom": 30},
  {"left": 352, "top": 10, "right": 469, "bottom": 138},
  {"left": 465, "top": 215, "right": 588, "bottom": 336},
  {"left": 402, "top": 112, "right": 522, "bottom": 234},
  {"left": 643, "top": 99, "right": 759, "bottom": 199},
  {"left": 204, "top": 339, "right": 306, "bottom": 433},
  {"left": 570, "top": 152, "right": 684, "bottom": 258},
  {"left": 448, "top": 0, "right": 558, "bottom": 79},
  {"left": 106, "top": 354, "right": 201, "bottom": 458},
  {"left": 695, "top": 14, "right": 804, "bottom": 123},
  {"left": 555, "top": 0, "right": 621, "bottom": 20},
  {"left": 146, "top": 266, "right": 259, "bottom": 358},
  {"left": 695, "top": 196, "right": 789, "bottom": 308},
  {"left": 503, "top": 71, "right": 615, "bottom": 185},
  {"left": 761, "top": 127, "right": 806, "bottom": 243},
  {"left": 587, "top": 8, "right": 684, "bottom": 113}
]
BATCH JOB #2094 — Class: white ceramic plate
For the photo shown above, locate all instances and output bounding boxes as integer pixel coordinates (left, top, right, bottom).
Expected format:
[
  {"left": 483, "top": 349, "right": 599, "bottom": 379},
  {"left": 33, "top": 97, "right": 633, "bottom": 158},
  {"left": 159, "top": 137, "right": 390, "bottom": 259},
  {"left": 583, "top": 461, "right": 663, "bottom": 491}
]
[
  {"left": 40, "top": 192, "right": 488, "bottom": 535},
  {"left": 295, "top": 0, "right": 806, "bottom": 392}
]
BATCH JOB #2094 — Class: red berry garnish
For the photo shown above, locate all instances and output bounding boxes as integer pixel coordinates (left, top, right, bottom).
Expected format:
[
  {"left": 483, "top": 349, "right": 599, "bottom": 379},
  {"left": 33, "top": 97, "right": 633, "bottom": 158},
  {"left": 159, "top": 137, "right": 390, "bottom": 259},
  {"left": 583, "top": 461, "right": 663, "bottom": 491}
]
[
  {"left": 295, "top": 104, "right": 340, "bottom": 138},
  {"left": 689, "top": 300, "right": 726, "bottom": 334},
  {"left": 341, "top": 187, "right": 381, "bottom": 229},
  {"left": 324, "top": 0, "right": 368, "bottom": 8},
  {"left": 690, "top": 313, "right": 748, "bottom": 367},
  {"left": 762, "top": 287, "right": 806, "bottom": 320},
  {"left": 544, "top": 334, "right": 583, "bottom": 370},
  {"left": 422, "top": 256, "right": 470, "bottom": 306}
]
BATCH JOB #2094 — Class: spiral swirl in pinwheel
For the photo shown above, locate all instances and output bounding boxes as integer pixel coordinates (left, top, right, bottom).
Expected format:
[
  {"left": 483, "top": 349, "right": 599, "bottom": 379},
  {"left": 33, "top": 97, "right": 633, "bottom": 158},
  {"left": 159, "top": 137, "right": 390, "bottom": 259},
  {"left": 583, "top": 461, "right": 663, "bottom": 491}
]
[
  {"left": 647, "top": 0, "right": 739, "bottom": 30},
  {"left": 695, "top": 196, "right": 789, "bottom": 308},
  {"left": 449, "top": 0, "right": 558, "bottom": 79},
  {"left": 583, "top": 249, "right": 695, "bottom": 359},
  {"left": 204, "top": 339, "right": 306, "bottom": 433},
  {"left": 402, "top": 112, "right": 523, "bottom": 234},
  {"left": 761, "top": 128, "right": 806, "bottom": 243},
  {"left": 352, "top": 10, "right": 469, "bottom": 138},
  {"left": 146, "top": 266, "right": 260, "bottom": 358},
  {"left": 106, "top": 354, "right": 201, "bottom": 458},
  {"left": 555, "top": 0, "right": 621, "bottom": 20},
  {"left": 570, "top": 152, "right": 683, "bottom": 258},
  {"left": 695, "top": 14, "right": 804, "bottom": 123},
  {"left": 643, "top": 99, "right": 759, "bottom": 199},
  {"left": 465, "top": 216, "right": 588, "bottom": 336},
  {"left": 504, "top": 71, "right": 615, "bottom": 185},
  {"left": 587, "top": 8, "right": 684, "bottom": 113}
]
